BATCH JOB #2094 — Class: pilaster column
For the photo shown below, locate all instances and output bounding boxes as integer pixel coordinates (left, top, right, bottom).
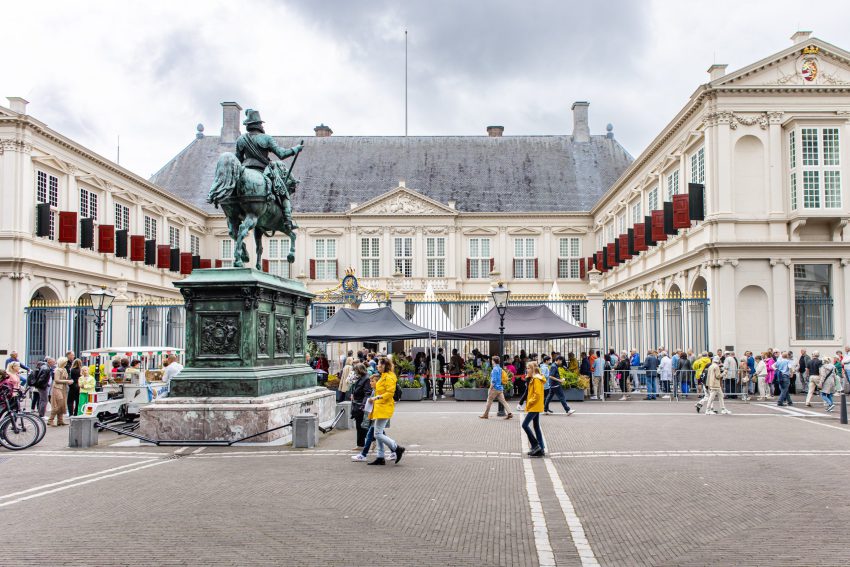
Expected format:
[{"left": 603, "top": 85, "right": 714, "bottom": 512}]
[
  {"left": 767, "top": 112, "right": 785, "bottom": 223},
  {"left": 770, "top": 257, "right": 792, "bottom": 347},
  {"left": 542, "top": 226, "right": 552, "bottom": 283},
  {"left": 585, "top": 269, "right": 604, "bottom": 350},
  {"left": 499, "top": 226, "right": 508, "bottom": 281}
]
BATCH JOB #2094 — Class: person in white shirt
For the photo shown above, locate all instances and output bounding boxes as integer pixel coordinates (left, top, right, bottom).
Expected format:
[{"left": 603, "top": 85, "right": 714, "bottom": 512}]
[{"left": 162, "top": 355, "right": 184, "bottom": 388}]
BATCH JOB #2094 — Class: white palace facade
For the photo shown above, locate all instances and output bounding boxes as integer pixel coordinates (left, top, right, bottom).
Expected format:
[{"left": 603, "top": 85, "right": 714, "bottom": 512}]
[{"left": 2, "top": 31, "right": 849, "bottom": 363}]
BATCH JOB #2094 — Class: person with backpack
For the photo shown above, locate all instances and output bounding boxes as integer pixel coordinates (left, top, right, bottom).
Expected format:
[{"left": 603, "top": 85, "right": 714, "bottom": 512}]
[
  {"left": 366, "top": 357, "right": 405, "bottom": 466},
  {"left": 31, "top": 357, "right": 55, "bottom": 417}
]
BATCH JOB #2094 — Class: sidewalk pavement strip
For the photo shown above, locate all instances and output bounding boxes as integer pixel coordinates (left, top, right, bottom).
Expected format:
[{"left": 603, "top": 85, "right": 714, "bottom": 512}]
[{"left": 1, "top": 399, "right": 849, "bottom": 566}]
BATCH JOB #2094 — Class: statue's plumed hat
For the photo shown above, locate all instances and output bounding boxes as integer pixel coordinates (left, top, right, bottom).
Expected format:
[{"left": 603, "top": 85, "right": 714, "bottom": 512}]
[{"left": 243, "top": 109, "right": 264, "bottom": 126}]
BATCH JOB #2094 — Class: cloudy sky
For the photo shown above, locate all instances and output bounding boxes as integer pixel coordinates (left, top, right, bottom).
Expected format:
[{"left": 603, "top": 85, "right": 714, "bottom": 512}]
[{"left": 4, "top": 0, "right": 850, "bottom": 178}]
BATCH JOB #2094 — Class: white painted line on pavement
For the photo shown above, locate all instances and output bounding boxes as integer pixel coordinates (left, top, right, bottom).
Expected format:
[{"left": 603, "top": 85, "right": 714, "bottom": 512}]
[
  {"left": 520, "top": 431, "right": 555, "bottom": 567},
  {"left": 173, "top": 446, "right": 190, "bottom": 454},
  {"left": 0, "top": 458, "right": 174, "bottom": 508},
  {"left": 0, "top": 459, "right": 160, "bottom": 501},
  {"left": 544, "top": 458, "right": 599, "bottom": 566},
  {"left": 758, "top": 404, "right": 809, "bottom": 417},
  {"left": 191, "top": 447, "right": 206, "bottom": 454},
  {"left": 788, "top": 416, "right": 850, "bottom": 434}
]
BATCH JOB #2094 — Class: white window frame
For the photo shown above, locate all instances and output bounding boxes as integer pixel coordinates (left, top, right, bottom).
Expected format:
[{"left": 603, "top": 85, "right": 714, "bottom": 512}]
[
  {"left": 595, "top": 231, "right": 603, "bottom": 250},
  {"left": 630, "top": 200, "right": 642, "bottom": 225},
  {"left": 190, "top": 234, "right": 200, "bottom": 256},
  {"left": 513, "top": 237, "right": 536, "bottom": 280},
  {"left": 666, "top": 169, "right": 679, "bottom": 201},
  {"left": 617, "top": 213, "right": 626, "bottom": 235},
  {"left": 79, "top": 187, "right": 98, "bottom": 221},
  {"left": 144, "top": 215, "right": 157, "bottom": 241},
  {"left": 220, "top": 239, "right": 234, "bottom": 268},
  {"left": 557, "top": 237, "right": 581, "bottom": 279},
  {"left": 648, "top": 186, "right": 659, "bottom": 212},
  {"left": 267, "top": 237, "right": 292, "bottom": 278},
  {"left": 314, "top": 238, "right": 337, "bottom": 280},
  {"left": 360, "top": 237, "right": 380, "bottom": 278},
  {"left": 36, "top": 170, "right": 59, "bottom": 239},
  {"left": 468, "top": 237, "right": 491, "bottom": 279},
  {"left": 114, "top": 202, "right": 130, "bottom": 231},
  {"left": 790, "top": 126, "right": 842, "bottom": 210},
  {"left": 168, "top": 226, "right": 181, "bottom": 249},
  {"left": 426, "top": 237, "right": 446, "bottom": 278},
  {"left": 393, "top": 237, "right": 413, "bottom": 278}
]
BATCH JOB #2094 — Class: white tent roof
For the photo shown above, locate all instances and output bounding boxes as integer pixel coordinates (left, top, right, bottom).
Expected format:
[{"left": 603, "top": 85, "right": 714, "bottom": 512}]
[{"left": 410, "top": 283, "right": 454, "bottom": 332}]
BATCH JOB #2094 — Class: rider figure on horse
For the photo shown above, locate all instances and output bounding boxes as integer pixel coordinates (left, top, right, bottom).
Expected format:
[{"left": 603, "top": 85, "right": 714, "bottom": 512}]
[{"left": 236, "top": 109, "right": 302, "bottom": 230}]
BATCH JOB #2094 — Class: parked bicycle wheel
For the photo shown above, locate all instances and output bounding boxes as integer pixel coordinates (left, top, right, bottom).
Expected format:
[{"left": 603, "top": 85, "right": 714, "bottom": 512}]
[
  {"left": 21, "top": 411, "right": 47, "bottom": 444},
  {"left": 0, "top": 413, "right": 43, "bottom": 450}
]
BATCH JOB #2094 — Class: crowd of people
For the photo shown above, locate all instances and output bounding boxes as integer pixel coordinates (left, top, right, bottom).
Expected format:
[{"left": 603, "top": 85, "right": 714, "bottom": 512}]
[{"left": 0, "top": 349, "right": 184, "bottom": 425}]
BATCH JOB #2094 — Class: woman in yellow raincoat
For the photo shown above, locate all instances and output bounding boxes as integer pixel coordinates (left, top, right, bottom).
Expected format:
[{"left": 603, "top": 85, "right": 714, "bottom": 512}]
[{"left": 367, "top": 358, "right": 406, "bottom": 466}]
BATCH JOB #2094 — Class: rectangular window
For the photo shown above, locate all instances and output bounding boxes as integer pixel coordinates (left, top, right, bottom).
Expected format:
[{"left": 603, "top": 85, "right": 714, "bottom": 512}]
[
  {"left": 690, "top": 147, "right": 705, "bottom": 184},
  {"left": 79, "top": 188, "right": 98, "bottom": 220},
  {"left": 794, "top": 263, "right": 833, "bottom": 340},
  {"left": 393, "top": 237, "right": 413, "bottom": 277},
  {"left": 190, "top": 234, "right": 200, "bottom": 256},
  {"left": 648, "top": 186, "right": 658, "bottom": 211},
  {"left": 114, "top": 203, "right": 130, "bottom": 231},
  {"left": 168, "top": 226, "right": 180, "bottom": 249},
  {"left": 790, "top": 172, "right": 797, "bottom": 210},
  {"left": 617, "top": 214, "right": 626, "bottom": 235},
  {"left": 468, "top": 237, "right": 491, "bottom": 279},
  {"left": 267, "top": 237, "right": 292, "bottom": 278},
  {"left": 595, "top": 231, "right": 603, "bottom": 250},
  {"left": 36, "top": 170, "right": 59, "bottom": 239},
  {"left": 426, "top": 237, "right": 446, "bottom": 278},
  {"left": 144, "top": 215, "right": 157, "bottom": 241},
  {"left": 220, "top": 239, "right": 234, "bottom": 268},
  {"left": 513, "top": 237, "right": 536, "bottom": 279},
  {"left": 791, "top": 127, "right": 841, "bottom": 210},
  {"left": 360, "top": 237, "right": 380, "bottom": 278},
  {"left": 557, "top": 237, "right": 581, "bottom": 279},
  {"left": 315, "top": 238, "right": 337, "bottom": 280},
  {"left": 666, "top": 170, "right": 679, "bottom": 200},
  {"left": 631, "top": 201, "right": 642, "bottom": 225},
  {"left": 606, "top": 223, "right": 614, "bottom": 242}
]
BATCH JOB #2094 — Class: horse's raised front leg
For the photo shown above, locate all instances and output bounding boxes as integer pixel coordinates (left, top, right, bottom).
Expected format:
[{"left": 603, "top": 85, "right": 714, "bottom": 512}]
[
  {"left": 254, "top": 228, "right": 264, "bottom": 271},
  {"left": 234, "top": 214, "right": 258, "bottom": 268}
]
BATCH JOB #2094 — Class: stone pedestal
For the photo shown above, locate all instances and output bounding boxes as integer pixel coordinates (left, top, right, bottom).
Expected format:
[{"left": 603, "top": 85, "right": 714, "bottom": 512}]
[{"left": 140, "top": 268, "right": 335, "bottom": 442}]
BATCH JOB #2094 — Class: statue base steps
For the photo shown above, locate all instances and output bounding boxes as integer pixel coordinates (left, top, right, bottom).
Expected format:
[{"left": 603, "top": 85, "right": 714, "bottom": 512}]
[{"left": 139, "top": 387, "right": 335, "bottom": 443}]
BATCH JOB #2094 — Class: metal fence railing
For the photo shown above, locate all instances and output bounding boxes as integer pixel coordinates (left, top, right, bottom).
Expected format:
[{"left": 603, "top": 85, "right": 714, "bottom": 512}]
[
  {"left": 24, "top": 303, "right": 113, "bottom": 367},
  {"left": 794, "top": 294, "right": 834, "bottom": 340},
  {"left": 127, "top": 303, "right": 185, "bottom": 348},
  {"left": 603, "top": 294, "right": 709, "bottom": 356}
]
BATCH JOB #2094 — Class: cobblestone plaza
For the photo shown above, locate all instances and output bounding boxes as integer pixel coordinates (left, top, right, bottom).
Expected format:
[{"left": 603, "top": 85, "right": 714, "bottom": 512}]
[{"left": 2, "top": 399, "right": 848, "bottom": 566}]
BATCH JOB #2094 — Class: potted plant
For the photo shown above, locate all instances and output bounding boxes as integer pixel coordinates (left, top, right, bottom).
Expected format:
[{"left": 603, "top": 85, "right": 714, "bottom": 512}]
[
  {"left": 454, "top": 370, "right": 490, "bottom": 401},
  {"left": 398, "top": 378, "right": 424, "bottom": 401},
  {"left": 559, "top": 369, "right": 588, "bottom": 401},
  {"left": 325, "top": 374, "right": 340, "bottom": 391},
  {"left": 392, "top": 353, "right": 415, "bottom": 378}
]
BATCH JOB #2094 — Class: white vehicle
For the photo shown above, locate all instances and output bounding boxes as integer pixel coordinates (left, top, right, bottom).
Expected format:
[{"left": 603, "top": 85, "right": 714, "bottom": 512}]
[{"left": 79, "top": 346, "right": 183, "bottom": 423}]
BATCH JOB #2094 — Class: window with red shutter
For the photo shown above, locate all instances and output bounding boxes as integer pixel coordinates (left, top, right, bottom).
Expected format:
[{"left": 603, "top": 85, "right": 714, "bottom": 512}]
[
  {"left": 633, "top": 224, "right": 647, "bottom": 252},
  {"left": 673, "top": 194, "right": 691, "bottom": 229},
  {"left": 651, "top": 210, "right": 667, "bottom": 241},
  {"left": 98, "top": 225, "right": 115, "bottom": 253},
  {"left": 157, "top": 245, "right": 170, "bottom": 269},
  {"left": 309, "top": 259, "right": 316, "bottom": 279},
  {"left": 489, "top": 258, "right": 494, "bottom": 273},
  {"left": 199, "top": 259, "right": 212, "bottom": 269},
  {"left": 579, "top": 258, "right": 586, "bottom": 279},
  {"left": 533, "top": 258, "right": 539, "bottom": 279},
  {"left": 466, "top": 258, "right": 471, "bottom": 279},
  {"left": 214, "top": 259, "right": 223, "bottom": 268},
  {"left": 607, "top": 243, "right": 616, "bottom": 266},
  {"left": 180, "top": 252, "right": 193, "bottom": 275},
  {"left": 618, "top": 234, "right": 631, "bottom": 260},
  {"left": 262, "top": 259, "right": 269, "bottom": 273},
  {"left": 58, "top": 211, "right": 77, "bottom": 243},
  {"left": 130, "top": 235, "right": 145, "bottom": 261}
]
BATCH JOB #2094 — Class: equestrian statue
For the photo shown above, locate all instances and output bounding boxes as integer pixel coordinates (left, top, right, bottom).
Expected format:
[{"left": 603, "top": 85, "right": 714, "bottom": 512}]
[{"left": 207, "top": 108, "right": 303, "bottom": 270}]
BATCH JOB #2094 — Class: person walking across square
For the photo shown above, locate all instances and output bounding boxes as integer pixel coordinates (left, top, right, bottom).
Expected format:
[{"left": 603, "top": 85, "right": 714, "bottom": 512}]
[
  {"left": 480, "top": 356, "right": 513, "bottom": 420},
  {"left": 522, "top": 362, "right": 547, "bottom": 457},
  {"left": 543, "top": 356, "right": 575, "bottom": 416}
]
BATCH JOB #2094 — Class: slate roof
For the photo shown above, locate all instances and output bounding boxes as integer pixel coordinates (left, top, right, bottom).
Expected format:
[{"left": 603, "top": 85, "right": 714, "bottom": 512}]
[{"left": 150, "top": 134, "right": 633, "bottom": 214}]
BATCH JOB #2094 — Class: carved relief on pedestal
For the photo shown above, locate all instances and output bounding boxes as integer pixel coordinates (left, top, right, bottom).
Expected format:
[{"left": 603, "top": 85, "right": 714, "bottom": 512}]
[
  {"left": 275, "top": 315, "right": 290, "bottom": 357},
  {"left": 257, "top": 314, "right": 269, "bottom": 356},
  {"left": 294, "top": 319, "right": 305, "bottom": 356},
  {"left": 200, "top": 314, "right": 240, "bottom": 356}
]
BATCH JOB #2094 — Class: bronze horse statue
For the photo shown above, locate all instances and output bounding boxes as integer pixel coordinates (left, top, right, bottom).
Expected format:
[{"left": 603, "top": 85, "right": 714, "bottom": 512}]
[{"left": 207, "top": 153, "right": 300, "bottom": 270}]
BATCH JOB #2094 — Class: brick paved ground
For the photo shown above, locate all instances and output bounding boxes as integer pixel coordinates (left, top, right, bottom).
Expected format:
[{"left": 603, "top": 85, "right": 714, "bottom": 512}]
[{"left": 1, "top": 397, "right": 849, "bottom": 566}]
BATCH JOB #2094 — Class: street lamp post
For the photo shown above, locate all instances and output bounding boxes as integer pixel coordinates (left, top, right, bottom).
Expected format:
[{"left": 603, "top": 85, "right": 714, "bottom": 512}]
[
  {"left": 490, "top": 282, "right": 510, "bottom": 416},
  {"left": 88, "top": 286, "right": 116, "bottom": 391}
]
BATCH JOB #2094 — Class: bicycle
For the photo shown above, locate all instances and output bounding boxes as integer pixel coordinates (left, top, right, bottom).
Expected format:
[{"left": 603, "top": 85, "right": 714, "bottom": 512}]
[{"left": 0, "top": 385, "right": 45, "bottom": 450}]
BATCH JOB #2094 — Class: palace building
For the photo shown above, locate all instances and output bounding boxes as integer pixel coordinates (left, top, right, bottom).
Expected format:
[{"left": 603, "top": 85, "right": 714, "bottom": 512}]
[{"left": 2, "top": 31, "right": 849, "bottom": 364}]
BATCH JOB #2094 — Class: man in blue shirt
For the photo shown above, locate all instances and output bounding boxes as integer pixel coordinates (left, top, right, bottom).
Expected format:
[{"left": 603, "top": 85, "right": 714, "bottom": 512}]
[
  {"left": 4, "top": 350, "right": 29, "bottom": 373},
  {"left": 774, "top": 351, "right": 794, "bottom": 406},
  {"left": 642, "top": 350, "right": 659, "bottom": 400},
  {"left": 479, "top": 356, "right": 513, "bottom": 420},
  {"left": 544, "top": 356, "right": 575, "bottom": 415},
  {"left": 591, "top": 353, "right": 605, "bottom": 400}
]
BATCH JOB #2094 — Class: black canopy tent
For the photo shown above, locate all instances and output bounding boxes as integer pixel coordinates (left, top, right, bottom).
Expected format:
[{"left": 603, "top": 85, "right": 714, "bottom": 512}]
[
  {"left": 439, "top": 305, "right": 599, "bottom": 341},
  {"left": 307, "top": 306, "right": 435, "bottom": 342}
]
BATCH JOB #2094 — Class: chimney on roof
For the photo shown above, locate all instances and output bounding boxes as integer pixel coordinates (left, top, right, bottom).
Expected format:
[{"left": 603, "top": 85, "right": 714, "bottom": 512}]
[
  {"left": 7, "top": 97, "right": 29, "bottom": 114},
  {"left": 314, "top": 123, "right": 333, "bottom": 137},
  {"left": 707, "top": 64, "right": 728, "bottom": 81},
  {"left": 220, "top": 101, "right": 242, "bottom": 144},
  {"left": 571, "top": 101, "right": 590, "bottom": 143},
  {"left": 486, "top": 125, "right": 504, "bottom": 137},
  {"left": 790, "top": 30, "right": 812, "bottom": 44}
]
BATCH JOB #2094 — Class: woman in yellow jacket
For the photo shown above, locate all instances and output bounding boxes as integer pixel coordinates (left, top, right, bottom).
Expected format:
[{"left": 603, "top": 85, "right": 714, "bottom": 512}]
[
  {"left": 78, "top": 366, "right": 96, "bottom": 416},
  {"left": 367, "top": 358, "right": 406, "bottom": 466},
  {"left": 522, "top": 362, "right": 547, "bottom": 457}
]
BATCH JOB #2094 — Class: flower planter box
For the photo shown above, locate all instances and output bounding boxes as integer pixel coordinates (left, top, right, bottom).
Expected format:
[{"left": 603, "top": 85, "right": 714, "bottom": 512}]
[
  {"left": 564, "top": 388, "right": 585, "bottom": 401},
  {"left": 400, "top": 388, "right": 424, "bottom": 401},
  {"left": 454, "top": 388, "right": 490, "bottom": 402}
]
